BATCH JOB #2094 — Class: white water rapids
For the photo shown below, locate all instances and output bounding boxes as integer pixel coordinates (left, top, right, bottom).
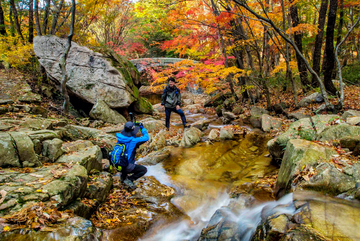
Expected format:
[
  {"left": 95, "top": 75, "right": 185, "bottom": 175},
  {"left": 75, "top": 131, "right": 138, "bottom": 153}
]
[{"left": 141, "top": 163, "right": 295, "bottom": 241}]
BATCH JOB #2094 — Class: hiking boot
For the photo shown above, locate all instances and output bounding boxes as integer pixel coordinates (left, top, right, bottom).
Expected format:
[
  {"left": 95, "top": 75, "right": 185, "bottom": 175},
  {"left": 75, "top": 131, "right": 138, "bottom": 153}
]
[
  {"left": 184, "top": 124, "right": 191, "bottom": 128},
  {"left": 123, "top": 178, "right": 137, "bottom": 190}
]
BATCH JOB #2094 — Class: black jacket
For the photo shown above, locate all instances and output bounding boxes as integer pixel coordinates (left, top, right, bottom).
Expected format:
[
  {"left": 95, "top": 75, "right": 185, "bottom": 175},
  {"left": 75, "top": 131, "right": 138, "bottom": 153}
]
[{"left": 161, "top": 85, "right": 181, "bottom": 108}]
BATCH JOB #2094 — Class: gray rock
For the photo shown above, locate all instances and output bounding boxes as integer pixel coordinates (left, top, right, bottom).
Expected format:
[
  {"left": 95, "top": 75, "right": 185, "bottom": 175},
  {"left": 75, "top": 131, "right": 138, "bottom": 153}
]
[
  {"left": 180, "top": 127, "right": 202, "bottom": 147},
  {"left": 0, "top": 93, "right": 13, "bottom": 105},
  {"left": 18, "top": 92, "right": 41, "bottom": 103},
  {"left": 249, "top": 107, "right": 269, "bottom": 128},
  {"left": 89, "top": 99, "right": 126, "bottom": 124},
  {"left": 192, "top": 119, "right": 211, "bottom": 131},
  {"left": 208, "top": 129, "right": 219, "bottom": 140},
  {"left": 30, "top": 106, "right": 48, "bottom": 117},
  {"left": 61, "top": 140, "right": 94, "bottom": 153},
  {"left": 33, "top": 35, "right": 139, "bottom": 108},
  {"left": 346, "top": 117, "right": 360, "bottom": 125},
  {"left": 342, "top": 110, "right": 360, "bottom": 121},
  {"left": 317, "top": 124, "right": 360, "bottom": 142},
  {"left": 288, "top": 111, "right": 309, "bottom": 120},
  {"left": 298, "top": 92, "right": 322, "bottom": 107},
  {"left": 9, "top": 132, "right": 40, "bottom": 167},
  {"left": 275, "top": 139, "right": 336, "bottom": 195},
  {"left": 137, "top": 147, "right": 173, "bottom": 166},
  {"left": 42, "top": 138, "right": 64, "bottom": 162},
  {"left": 57, "top": 145, "right": 103, "bottom": 172},
  {"left": 141, "top": 118, "right": 165, "bottom": 132},
  {"left": 219, "top": 127, "right": 234, "bottom": 140},
  {"left": 267, "top": 115, "right": 338, "bottom": 163},
  {"left": 261, "top": 114, "right": 282, "bottom": 132},
  {"left": 183, "top": 98, "right": 194, "bottom": 105},
  {"left": 0, "top": 133, "right": 20, "bottom": 167}
]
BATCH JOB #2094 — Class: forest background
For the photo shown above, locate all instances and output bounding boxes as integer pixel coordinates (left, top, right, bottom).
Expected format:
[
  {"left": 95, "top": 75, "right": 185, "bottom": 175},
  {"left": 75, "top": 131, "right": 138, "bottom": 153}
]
[{"left": 0, "top": 0, "right": 359, "bottom": 112}]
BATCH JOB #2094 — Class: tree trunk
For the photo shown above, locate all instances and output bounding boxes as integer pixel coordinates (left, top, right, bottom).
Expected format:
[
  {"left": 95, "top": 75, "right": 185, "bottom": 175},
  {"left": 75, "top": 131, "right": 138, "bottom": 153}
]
[
  {"left": 336, "top": 0, "right": 344, "bottom": 45},
  {"left": 35, "top": 0, "right": 41, "bottom": 35},
  {"left": 59, "top": 0, "right": 75, "bottom": 113},
  {"left": 290, "top": 0, "right": 310, "bottom": 92},
  {"left": 233, "top": 0, "right": 334, "bottom": 110},
  {"left": 322, "top": 0, "right": 338, "bottom": 95},
  {"left": 311, "top": 0, "right": 328, "bottom": 86},
  {"left": 0, "top": 0, "right": 6, "bottom": 35},
  {"left": 9, "top": 0, "right": 24, "bottom": 40},
  {"left": 42, "top": 0, "right": 51, "bottom": 35},
  {"left": 50, "top": 0, "right": 64, "bottom": 34},
  {"left": 29, "top": 0, "right": 34, "bottom": 43},
  {"left": 281, "top": 0, "right": 297, "bottom": 106},
  {"left": 9, "top": 8, "right": 15, "bottom": 36}
]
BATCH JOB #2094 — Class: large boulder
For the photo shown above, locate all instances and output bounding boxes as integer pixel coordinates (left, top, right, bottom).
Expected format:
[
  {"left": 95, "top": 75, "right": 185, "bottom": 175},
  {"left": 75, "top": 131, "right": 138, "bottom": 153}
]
[
  {"left": 267, "top": 115, "right": 338, "bottom": 163},
  {"left": 275, "top": 139, "right": 336, "bottom": 196},
  {"left": 180, "top": 127, "right": 202, "bottom": 147},
  {"left": 340, "top": 135, "right": 360, "bottom": 155},
  {"left": 33, "top": 35, "right": 139, "bottom": 108},
  {"left": 89, "top": 99, "right": 126, "bottom": 124}
]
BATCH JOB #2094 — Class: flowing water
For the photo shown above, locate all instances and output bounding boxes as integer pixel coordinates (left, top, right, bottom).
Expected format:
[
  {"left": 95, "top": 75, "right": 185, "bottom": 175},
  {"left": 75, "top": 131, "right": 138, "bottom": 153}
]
[{"left": 139, "top": 134, "right": 279, "bottom": 241}]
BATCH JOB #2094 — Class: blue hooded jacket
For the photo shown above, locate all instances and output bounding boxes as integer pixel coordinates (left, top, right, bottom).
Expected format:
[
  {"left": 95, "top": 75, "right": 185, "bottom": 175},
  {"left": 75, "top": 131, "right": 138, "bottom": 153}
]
[{"left": 115, "top": 127, "right": 149, "bottom": 172}]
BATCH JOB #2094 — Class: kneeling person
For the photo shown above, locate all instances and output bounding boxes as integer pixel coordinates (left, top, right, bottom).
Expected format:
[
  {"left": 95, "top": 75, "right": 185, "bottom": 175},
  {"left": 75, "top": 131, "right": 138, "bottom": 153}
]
[{"left": 115, "top": 121, "right": 149, "bottom": 189}]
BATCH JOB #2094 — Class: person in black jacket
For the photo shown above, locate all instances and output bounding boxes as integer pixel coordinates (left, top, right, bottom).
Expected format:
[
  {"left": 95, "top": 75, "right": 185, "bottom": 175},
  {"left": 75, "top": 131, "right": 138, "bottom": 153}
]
[{"left": 161, "top": 77, "right": 190, "bottom": 130}]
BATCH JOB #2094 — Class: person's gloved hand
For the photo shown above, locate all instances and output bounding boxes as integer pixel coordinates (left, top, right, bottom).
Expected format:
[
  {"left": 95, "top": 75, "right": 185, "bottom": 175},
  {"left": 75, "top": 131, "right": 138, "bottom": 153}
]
[{"left": 139, "top": 122, "right": 144, "bottom": 129}]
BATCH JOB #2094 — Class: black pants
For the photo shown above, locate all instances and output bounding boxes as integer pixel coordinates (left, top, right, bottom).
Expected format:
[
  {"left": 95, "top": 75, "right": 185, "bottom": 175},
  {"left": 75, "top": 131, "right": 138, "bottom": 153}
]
[
  {"left": 165, "top": 107, "right": 187, "bottom": 129},
  {"left": 121, "top": 164, "right": 147, "bottom": 181}
]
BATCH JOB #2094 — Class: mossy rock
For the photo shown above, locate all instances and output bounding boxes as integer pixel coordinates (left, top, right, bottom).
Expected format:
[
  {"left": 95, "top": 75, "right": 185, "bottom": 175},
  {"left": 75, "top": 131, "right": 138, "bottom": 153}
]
[{"left": 133, "top": 97, "right": 153, "bottom": 114}]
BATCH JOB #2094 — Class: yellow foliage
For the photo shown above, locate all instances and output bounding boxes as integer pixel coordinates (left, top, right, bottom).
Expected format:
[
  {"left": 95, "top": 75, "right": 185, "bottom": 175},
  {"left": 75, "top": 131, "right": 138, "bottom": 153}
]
[
  {"left": 271, "top": 60, "right": 298, "bottom": 75},
  {"left": 0, "top": 36, "right": 34, "bottom": 68}
]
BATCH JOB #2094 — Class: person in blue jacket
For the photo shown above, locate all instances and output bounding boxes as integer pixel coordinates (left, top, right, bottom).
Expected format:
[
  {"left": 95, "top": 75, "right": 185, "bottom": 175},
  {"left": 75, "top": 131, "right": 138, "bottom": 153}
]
[
  {"left": 161, "top": 77, "right": 190, "bottom": 130},
  {"left": 116, "top": 121, "right": 149, "bottom": 189}
]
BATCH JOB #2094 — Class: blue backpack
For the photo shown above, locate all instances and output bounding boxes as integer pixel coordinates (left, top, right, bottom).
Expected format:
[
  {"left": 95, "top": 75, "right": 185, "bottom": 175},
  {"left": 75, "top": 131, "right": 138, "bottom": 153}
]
[{"left": 110, "top": 143, "right": 128, "bottom": 172}]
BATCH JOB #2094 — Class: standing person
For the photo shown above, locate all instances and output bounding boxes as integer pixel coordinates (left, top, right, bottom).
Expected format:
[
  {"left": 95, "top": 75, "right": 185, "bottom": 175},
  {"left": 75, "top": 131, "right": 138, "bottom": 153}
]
[
  {"left": 161, "top": 77, "right": 190, "bottom": 131},
  {"left": 115, "top": 121, "right": 149, "bottom": 189}
]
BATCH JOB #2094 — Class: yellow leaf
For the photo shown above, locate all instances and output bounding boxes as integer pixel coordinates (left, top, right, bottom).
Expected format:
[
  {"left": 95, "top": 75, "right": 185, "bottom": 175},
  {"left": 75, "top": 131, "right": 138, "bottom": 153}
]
[
  {"left": 106, "top": 219, "right": 111, "bottom": 224},
  {"left": 36, "top": 189, "right": 42, "bottom": 192},
  {"left": 3, "top": 226, "right": 10, "bottom": 231}
]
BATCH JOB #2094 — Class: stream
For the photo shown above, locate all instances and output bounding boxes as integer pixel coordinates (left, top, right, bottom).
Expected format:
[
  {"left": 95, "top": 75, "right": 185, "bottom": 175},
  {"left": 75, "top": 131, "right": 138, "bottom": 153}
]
[{"left": 138, "top": 134, "right": 278, "bottom": 241}]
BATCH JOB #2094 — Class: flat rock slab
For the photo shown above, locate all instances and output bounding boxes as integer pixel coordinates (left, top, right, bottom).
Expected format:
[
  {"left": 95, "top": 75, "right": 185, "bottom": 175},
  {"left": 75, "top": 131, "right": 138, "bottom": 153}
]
[
  {"left": 0, "top": 164, "right": 88, "bottom": 216},
  {"left": 57, "top": 145, "right": 102, "bottom": 172}
]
